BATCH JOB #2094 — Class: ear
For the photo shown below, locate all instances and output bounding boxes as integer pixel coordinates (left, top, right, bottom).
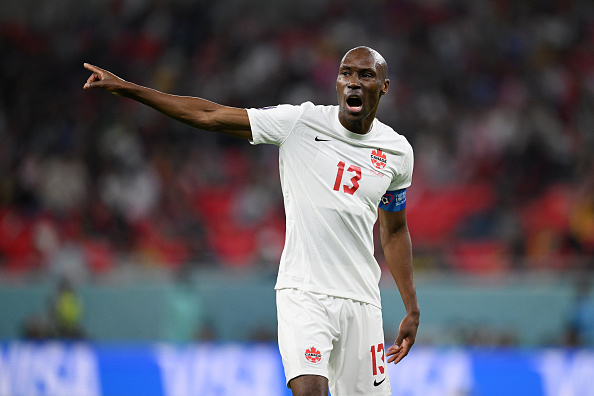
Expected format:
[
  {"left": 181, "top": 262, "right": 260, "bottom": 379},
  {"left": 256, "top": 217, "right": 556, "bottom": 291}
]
[{"left": 380, "top": 79, "right": 390, "bottom": 96}]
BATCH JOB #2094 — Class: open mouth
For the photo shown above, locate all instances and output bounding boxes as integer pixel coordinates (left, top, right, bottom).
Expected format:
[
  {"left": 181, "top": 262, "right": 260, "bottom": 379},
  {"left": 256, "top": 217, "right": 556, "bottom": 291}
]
[{"left": 346, "top": 96, "right": 363, "bottom": 112}]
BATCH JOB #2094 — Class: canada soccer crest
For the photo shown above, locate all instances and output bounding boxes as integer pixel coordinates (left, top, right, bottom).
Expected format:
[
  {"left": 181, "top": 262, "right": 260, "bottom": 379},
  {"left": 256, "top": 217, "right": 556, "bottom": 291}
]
[
  {"left": 371, "top": 149, "right": 387, "bottom": 169},
  {"left": 305, "top": 347, "right": 322, "bottom": 363}
]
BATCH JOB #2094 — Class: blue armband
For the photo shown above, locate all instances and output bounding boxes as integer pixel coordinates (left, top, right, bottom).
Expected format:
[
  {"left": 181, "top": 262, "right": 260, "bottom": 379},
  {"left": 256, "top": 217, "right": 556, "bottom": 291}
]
[{"left": 378, "top": 189, "right": 407, "bottom": 212}]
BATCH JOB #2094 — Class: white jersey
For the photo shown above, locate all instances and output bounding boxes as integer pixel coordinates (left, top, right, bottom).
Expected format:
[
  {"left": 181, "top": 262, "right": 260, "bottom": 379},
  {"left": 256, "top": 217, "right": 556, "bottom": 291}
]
[{"left": 247, "top": 102, "right": 413, "bottom": 308}]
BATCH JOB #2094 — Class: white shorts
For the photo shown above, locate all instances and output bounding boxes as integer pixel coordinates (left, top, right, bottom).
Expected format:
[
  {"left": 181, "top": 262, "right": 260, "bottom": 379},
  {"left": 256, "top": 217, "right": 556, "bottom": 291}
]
[{"left": 276, "top": 288, "right": 391, "bottom": 396}]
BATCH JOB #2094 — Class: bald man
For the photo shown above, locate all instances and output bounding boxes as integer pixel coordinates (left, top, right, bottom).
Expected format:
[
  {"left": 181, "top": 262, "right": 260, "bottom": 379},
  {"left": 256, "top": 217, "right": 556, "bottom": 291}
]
[{"left": 84, "top": 46, "right": 419, "bottom": 396}]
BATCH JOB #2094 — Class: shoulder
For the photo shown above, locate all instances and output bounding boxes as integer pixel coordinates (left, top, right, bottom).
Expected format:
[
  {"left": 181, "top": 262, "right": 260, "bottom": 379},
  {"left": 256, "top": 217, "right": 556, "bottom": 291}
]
[
  {"left": 375, "top": 119, "right": 413, "bottom": 154},
  {"left": 296, "top": 102, "right": 338, "bottom": 113},
  {"left": 298, "top": 101, "right": 337, "bottom": 114},
  {"left": 275, "top": 102, "right": 338, "bottom": 126}
]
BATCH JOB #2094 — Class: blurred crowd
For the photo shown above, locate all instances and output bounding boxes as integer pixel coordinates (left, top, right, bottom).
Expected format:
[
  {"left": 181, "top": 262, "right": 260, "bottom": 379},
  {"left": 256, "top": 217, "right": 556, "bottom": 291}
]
[{"left": 1, "top": 0, "right": 593, "bottom": 283}]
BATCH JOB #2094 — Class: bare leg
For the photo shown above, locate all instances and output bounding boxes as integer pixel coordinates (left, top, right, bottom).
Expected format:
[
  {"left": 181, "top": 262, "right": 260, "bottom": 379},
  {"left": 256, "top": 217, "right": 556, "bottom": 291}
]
[{"left": 289, "top": 374, "right": 329, "bottom": 396}]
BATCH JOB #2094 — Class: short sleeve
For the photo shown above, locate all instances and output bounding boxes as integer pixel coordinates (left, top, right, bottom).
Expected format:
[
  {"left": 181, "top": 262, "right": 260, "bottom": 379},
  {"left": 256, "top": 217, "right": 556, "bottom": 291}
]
[
  {"left": 247, "top": 104, "right": 303, "bottom": 146},
  {"left": 388, "top": 140, "right": 414, "bottom": 191}
]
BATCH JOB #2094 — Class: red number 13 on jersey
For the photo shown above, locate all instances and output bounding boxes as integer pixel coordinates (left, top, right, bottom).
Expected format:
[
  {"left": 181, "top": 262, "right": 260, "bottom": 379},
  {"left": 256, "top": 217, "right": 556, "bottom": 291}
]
[
  {"left": 333, "top": 161, "right": 362, "bottom": 195},
  {"left": 370, "top": 343, "right": 385, "bottom": 375}
]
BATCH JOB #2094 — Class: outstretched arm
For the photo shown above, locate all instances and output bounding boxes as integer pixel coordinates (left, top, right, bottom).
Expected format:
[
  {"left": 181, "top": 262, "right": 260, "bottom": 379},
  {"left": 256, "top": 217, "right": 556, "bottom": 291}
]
[
  {"left": 83, "top": 63, "right": 252, "bottom": 140},
  {"left": 379, "top": 208, "right": 420, "bottom": 365}
]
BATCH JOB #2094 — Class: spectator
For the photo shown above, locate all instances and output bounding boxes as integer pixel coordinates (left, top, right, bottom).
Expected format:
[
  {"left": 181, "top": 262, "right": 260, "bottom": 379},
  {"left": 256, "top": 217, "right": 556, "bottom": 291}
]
[{"left": 0, "top": 0, "right": 592, "bottom": 276}]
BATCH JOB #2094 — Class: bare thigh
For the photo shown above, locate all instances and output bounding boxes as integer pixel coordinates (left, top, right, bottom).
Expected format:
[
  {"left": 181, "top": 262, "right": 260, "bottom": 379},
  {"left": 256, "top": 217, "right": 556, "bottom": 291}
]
[{"left": 289, "top": 374, "right": 329, "bottom": 396}]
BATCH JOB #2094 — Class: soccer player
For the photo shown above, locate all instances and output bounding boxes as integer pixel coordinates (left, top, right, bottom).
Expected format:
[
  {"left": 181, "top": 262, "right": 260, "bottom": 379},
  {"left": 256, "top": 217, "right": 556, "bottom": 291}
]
[{"left": 83, "top": 46, "right": 419, "bottom": 396}]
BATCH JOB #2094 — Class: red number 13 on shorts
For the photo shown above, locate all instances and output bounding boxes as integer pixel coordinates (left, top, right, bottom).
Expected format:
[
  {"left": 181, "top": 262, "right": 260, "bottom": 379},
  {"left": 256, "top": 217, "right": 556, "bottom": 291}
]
[
  {"left": 370, "top": 343, "right": 385, "bottom": 375},
  {"left": 333, "top": 161, "right": 362, "bottom": 195}
]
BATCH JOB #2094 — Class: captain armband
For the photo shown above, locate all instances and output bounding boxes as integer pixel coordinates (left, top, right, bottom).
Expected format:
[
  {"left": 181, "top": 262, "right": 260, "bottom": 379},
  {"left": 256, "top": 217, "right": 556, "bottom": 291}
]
[{"left": 378, "top": 188, "right": 407, "bottom": 212}]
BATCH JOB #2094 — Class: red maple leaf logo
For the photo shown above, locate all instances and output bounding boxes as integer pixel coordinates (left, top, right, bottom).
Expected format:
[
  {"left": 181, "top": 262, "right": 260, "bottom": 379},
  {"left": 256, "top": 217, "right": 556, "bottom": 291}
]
[
  {"left": 371, "top": 149, "right": 387, "bottom": 169},
  {"left": 305, "top": 346, "right": 322, "bottom": 363}
]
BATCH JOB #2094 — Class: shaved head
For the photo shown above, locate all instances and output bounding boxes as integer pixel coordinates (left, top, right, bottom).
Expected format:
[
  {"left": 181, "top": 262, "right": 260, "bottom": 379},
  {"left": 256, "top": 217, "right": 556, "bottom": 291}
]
[
  {"left": 341, "top": 46, "right": 388, "bottom": 81},
  {"left": 336, "top": 46, "right": 390, "bottom": 134}
]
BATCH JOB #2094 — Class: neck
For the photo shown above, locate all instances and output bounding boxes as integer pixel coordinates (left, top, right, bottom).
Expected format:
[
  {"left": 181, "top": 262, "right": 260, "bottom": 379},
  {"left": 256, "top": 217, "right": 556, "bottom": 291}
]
[{"left": 338, "top": 109, "right": 377, "bottom": 135}]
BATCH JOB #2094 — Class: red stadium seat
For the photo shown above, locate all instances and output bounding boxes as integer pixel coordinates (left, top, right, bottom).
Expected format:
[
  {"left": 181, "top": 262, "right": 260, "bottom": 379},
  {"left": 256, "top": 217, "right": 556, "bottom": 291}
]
[{"left": 407, "top": 182, "right": 497, "bottom": 246}]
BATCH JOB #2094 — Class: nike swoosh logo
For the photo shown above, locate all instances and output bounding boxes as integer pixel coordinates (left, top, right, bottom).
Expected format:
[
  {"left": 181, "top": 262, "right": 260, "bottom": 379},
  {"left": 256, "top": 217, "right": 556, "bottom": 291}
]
[
  {"left": 315, "top": 136, "right": 330, "bottom": 141},
  {"left": 373, "top": 377, "right": 386, "bottom": 387}
]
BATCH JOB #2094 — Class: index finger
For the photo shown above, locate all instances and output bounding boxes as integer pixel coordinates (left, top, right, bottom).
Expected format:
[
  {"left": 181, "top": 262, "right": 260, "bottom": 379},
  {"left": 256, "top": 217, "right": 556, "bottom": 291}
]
[{"left": 83, "top": 63, "right": 102, "bottom": 73}]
